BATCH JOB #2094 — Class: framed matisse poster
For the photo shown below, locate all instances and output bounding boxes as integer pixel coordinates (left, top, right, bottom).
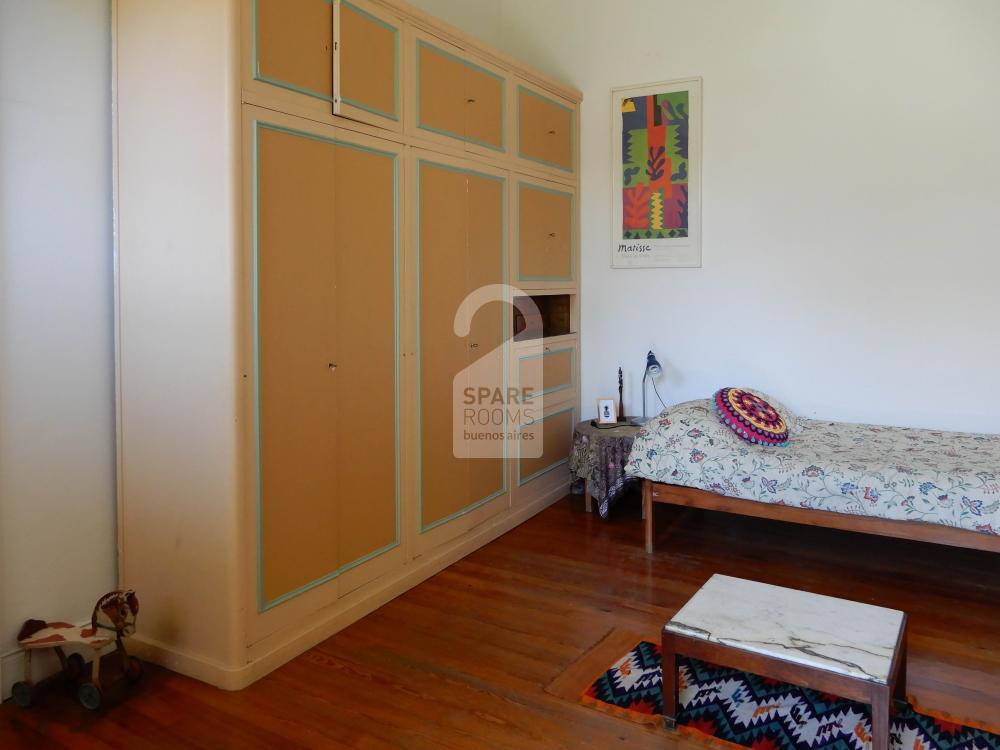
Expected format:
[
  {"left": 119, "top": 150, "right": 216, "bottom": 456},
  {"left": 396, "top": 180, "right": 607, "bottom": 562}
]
[{"left": 611, "top": 78, "right": 702, "bottom": 268}]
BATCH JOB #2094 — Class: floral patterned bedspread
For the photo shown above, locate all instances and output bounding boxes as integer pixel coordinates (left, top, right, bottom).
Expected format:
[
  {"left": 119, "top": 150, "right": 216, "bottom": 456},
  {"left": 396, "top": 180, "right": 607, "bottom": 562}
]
[{"left": 625, "top": 400, "right": 1000, "bottom": 536}]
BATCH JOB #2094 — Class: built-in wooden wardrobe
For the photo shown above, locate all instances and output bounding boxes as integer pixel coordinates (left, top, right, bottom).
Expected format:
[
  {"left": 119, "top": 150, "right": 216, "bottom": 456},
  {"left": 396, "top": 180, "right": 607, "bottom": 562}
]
[{"left": 114, "top": 0, "right": 580, "bottom": 688}]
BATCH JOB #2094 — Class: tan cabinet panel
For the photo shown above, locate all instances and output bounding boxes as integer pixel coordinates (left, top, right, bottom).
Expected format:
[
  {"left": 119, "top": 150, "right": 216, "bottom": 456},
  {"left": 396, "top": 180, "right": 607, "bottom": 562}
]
[
  {"left": 466, "top": 171, "right": 506, "bottom": 507},
  {"left": 463, "top": 61, "right": 505, "bottom": 152},
  {"left": 416, "top": 40, "right": 466, "bottom": 143},
  {"left": 417, "top": 159, "right": 508, "bottom": 532},
  {"left": 517, "top": 84, "right": 574, "bottom": 173},
  {"left": 414, "top": 35, "right": 506, "bottom": 153},
  {"left": 336, "top": 0, "right": 400, "bottom": 126},
  {"left": 256, "top": 125, "right": 339, "bottom": 607},
  {"left": 333, "top": 139, "right": 398, "bottom": 568},
  {"left": 255, "top": 0, "right": 334, "bottom": 101},
  {"left": 517, "top": 181, "right": 573, "bottom": 283},
  {"left": 518, "top": 407, "right": 575, "bottom": 485},
  {"left": 418, "top": 160, "right": 472, "bottom": 530}
]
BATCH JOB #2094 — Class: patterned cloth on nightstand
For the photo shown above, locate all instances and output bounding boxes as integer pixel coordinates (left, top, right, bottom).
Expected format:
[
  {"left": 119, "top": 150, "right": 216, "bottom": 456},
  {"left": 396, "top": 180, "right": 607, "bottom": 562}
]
[{"left": 571, "top": 420, "right": 642, "bottom": 518}]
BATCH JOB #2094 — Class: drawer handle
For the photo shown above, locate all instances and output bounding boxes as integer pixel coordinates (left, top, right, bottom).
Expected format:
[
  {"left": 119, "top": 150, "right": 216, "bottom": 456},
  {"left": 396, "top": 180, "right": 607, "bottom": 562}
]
[
  {"left": 467, "top": 98, "right": 476, "bottom": 103},
  {"left": 548, "top": 129, "right": 557, "bottom": 135},
  {"left": 328, "top": 363, "right": 338, "bottom": 373},
  {"left": 470, "top": 343, "right": 479, "bottom": 349},
  {"left": 548, "top": 232, "right": 557, "bottom": 238}
]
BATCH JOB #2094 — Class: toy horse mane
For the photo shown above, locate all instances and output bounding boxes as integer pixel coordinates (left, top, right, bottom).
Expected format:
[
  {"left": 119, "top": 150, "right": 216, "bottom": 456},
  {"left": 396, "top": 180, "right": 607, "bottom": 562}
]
[{"left": 91, "top": 589, "right": 139, "bottom": 631}]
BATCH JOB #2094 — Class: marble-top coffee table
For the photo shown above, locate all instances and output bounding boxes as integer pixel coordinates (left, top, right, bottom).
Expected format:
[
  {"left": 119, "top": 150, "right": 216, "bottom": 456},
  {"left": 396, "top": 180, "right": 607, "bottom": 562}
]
[{"left": 662, "top": 574, "right": 907, "bottom": 750}]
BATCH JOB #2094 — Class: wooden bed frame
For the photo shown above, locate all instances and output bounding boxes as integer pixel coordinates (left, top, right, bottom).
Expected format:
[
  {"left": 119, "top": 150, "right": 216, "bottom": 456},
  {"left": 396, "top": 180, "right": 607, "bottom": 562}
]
[{"left": 642, "top": 480, "right": 1000, "bottom": 555}]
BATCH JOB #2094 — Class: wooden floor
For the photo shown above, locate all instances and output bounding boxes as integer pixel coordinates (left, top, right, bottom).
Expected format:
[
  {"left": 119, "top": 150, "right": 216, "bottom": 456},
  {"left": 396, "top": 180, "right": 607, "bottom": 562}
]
[{"left": 3, "top": 493, "right": 999, "bottom": 748}]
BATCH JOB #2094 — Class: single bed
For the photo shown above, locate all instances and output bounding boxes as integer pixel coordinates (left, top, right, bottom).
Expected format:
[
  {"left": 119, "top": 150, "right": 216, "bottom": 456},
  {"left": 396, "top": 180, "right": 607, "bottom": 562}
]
[{"left": 625, "top": 399, "right": 1000, "bottom": 554}]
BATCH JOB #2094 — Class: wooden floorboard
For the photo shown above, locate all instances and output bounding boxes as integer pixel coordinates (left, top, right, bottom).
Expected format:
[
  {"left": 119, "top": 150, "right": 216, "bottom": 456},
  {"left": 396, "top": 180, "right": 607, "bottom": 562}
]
[{"left": 3, "top": 493, "right": 998, "bottom": 748}]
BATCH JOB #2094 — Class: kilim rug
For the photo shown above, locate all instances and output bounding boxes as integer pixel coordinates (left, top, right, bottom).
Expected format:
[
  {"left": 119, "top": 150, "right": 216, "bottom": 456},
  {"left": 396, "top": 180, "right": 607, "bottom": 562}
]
[{"left": 580, "top": 639, "right": 1000, "bottom": 750}]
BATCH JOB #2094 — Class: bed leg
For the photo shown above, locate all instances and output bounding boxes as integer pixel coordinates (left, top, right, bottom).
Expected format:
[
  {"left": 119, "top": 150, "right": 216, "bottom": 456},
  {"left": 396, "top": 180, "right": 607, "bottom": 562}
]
[{"left": 643, "top": 481, "right": 654, "bottom": 554}]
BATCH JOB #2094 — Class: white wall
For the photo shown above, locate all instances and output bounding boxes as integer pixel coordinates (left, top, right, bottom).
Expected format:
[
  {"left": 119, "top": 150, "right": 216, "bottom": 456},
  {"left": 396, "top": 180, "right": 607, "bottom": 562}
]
[
  {"left": 413, "top": 0, "right": 1000, "bottom": 432},
  {"left": 0, "top": 0, "right": 116, "bottom": 694}
]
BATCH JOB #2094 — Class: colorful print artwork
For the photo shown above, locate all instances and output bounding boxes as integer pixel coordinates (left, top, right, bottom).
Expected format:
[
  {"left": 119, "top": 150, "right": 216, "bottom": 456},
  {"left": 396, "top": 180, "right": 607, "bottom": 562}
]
[{"left": 621, "top": 91, "right": 689, "bottom": 240}]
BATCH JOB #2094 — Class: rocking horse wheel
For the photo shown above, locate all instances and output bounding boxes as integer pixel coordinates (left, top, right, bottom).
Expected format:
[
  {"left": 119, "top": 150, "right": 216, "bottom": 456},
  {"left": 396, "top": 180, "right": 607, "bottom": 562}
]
[
  {"left": 125, "top": 656, "right": 144, "bottom": 684},
  {"left": 65, "top": 653, "right": 86, "bottom": 681},
  {"left": 11, "top": 681, "right": 34, "bottom": 708},
  {"left": 78, "top": 682, "right": 102, "bottom": 711}
]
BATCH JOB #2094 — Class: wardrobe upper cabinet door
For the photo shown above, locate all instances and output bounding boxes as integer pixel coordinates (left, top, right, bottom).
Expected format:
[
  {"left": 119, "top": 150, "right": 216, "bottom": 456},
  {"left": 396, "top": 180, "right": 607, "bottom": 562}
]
[
  {"left": 334, "top": 0, "right": 401, "bottom": 129},
  {"left": 463, "top": 58, "right": 505, "bottom": 153},
  {"left": 516, "top": 179, "right": 574, "bottom": 285},
  {"left": 516, "top": 83, "right": 575, "bottom": 174},
  {"left": 255, "top": 0, "right": 334, "bottom": 102},
  {"left": 412, "top": 33, "right": 507, "bottom": 154},
  {"left": 415, "top": 37, "right": 467, "bottom": 144}
]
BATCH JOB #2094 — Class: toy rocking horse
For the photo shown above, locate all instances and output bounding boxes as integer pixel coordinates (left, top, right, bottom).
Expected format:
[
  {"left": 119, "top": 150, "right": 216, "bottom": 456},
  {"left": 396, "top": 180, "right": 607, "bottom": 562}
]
[{"left": 12, "top": 590, "right": 143, "bottom": 710}]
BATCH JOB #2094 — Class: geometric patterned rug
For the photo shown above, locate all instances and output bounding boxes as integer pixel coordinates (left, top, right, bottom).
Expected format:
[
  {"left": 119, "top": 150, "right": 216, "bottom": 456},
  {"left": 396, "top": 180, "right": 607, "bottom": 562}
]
[{"left": 582, "top": 641, "right": 1000, "bottom": 750}]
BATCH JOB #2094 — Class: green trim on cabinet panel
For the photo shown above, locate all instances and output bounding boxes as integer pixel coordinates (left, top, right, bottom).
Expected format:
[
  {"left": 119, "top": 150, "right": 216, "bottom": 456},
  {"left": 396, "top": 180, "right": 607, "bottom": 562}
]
[
  {"left": 253, "top": 120, "right": 401, "bottom": 612},
  {"left": 415, "top": 39, "right": 506, "bottom": 153},
  {"left": 516, "top": 405, "right": 576, "bottom": 486},
  {"left": 415, "top": 158, "right": 509, "bottom": 534},
  {"left": 516, "top": 85, "right": 575, "bottom": 173},
  {"left": 338, "top": 0, "right": 400, "bottom": 121},
  {"left": 515, "top": 180, "right": 576, "bottom": 283}
]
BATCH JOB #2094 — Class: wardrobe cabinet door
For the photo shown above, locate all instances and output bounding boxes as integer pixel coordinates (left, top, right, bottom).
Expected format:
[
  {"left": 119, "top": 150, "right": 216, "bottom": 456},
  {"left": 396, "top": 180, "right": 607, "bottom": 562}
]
[
  {"left": 335, "top": 0, "right": 400, "bottom": 128},
  {"left": 516, "top": 180, "right": 574, "bottom": 284},
  {"left": 255, "top": 0, "right": 334, "bottom": 101},
  {"left": 418, "top": 160, "right": 472, "bottom": 531},
  {"left": 415, "top": 39, "right": 467, "bottom": 143},
  {"left": 463, "top": 60, "right": 505, "bottom": 153},
  {"left": 333, "top": 140, "right": 399, "bottom": 568},
  {"left": 517, "top": 84, "right": 575, "bottom": 174},
  {"left": 465, "top": 171, "right": 507, "bottom": 506},
  {"left": 256, "top": 126, "right": 339, "bottom": 608}
]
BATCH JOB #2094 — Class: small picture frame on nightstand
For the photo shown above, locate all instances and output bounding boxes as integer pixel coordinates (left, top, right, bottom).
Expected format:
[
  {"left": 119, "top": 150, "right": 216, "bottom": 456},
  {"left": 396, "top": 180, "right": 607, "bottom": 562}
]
[{"left": 596, "top": 398, "right": 617, "bottom": 425}]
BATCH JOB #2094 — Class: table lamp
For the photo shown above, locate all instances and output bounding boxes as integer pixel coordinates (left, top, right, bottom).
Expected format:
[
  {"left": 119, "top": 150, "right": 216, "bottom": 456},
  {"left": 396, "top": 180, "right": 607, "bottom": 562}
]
[{"left": 631, "top": 350, "right": 663, "bottom": 425}]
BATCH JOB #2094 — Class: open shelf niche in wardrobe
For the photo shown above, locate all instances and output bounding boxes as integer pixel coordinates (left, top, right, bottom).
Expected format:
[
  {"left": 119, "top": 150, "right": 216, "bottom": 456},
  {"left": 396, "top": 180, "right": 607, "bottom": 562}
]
[{"left": 114, "top": 0, "right": 580, "bottom": 690}]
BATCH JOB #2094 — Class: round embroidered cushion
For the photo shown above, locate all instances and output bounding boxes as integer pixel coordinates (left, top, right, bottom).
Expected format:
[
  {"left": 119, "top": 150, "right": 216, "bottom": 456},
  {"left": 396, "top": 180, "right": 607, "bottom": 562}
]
[{"left": 713, "top": 388, "right": 790, "bottom": 447}]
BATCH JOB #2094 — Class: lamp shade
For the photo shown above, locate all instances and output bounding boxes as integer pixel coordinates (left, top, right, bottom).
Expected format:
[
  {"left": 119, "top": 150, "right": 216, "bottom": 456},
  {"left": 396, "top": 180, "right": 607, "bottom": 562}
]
[{"left": 645, "top": 350, "right": 662, "bottom": 377}]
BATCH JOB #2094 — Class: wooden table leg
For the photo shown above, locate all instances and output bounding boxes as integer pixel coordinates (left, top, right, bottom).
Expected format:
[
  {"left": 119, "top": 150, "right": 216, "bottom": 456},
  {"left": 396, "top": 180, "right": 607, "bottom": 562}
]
[
  {"left": 584, "top": 482, "right": 593, "bottom": 513},
  {"left": 643, "top": 481, "right": 654, "bottom": 553},
  {"left": 870, "top": 684, "right": 890, "bottom": 750},
  {"left": 661, "top": 628, "right": 678, "bottom": 730},
  {"left": 893, "top": 637, "right": 908, "bottom": 706}
]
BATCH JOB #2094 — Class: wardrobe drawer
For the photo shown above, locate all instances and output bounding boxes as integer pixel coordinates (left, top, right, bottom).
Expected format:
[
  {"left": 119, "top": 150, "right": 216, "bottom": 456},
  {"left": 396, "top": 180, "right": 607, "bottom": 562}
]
[
  {"left": 516, "top": 82, "right": 575, "bottom": 174},
  {"left": 515, "top": 178, "right": 575, "bottom": 285},
  {"left": 334, "top": 0, "right": 401, "bottom": 128},
  {"left": 517, "top": 405, "right": 575, "bottom": 487},
  {"left": 516, "top": 340, "right": 577, "bottom": 409},
  {"left": 254, "top": 0, "right": 334, "bottom": 102},
  {"left": 412, "top": 31, "right": 506, "bottom": 154}
]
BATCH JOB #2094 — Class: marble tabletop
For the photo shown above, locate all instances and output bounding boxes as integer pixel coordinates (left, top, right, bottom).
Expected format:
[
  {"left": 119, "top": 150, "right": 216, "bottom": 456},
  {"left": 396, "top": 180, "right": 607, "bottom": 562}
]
[{"left": 666, "top": 574, "right": 905, "bottom": 684}]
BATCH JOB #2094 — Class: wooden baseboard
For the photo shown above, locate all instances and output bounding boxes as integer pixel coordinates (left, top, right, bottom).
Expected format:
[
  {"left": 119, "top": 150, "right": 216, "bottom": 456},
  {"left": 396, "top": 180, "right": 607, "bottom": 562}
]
[
  {"left": 131, "top": 484, "right": 568, "bottom": 690},
  {"left": 646, "top": 481, "right": 1000, "bottom": 554}
]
